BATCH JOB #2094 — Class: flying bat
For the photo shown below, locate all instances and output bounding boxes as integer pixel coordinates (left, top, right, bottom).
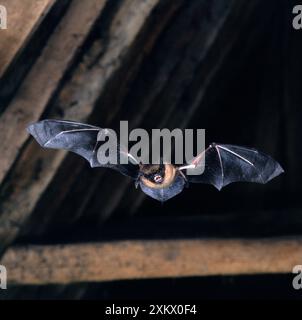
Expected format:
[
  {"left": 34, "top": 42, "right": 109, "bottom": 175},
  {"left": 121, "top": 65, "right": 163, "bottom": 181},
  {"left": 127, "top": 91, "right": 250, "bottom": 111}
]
[{"left": 27, "top": 119, "right": 284, "bottom": 202}]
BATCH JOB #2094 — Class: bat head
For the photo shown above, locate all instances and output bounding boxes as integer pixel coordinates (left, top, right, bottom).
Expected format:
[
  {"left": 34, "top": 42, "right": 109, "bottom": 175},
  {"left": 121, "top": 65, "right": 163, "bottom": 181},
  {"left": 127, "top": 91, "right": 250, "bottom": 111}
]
[{"left": 140, "top": 164, "right": 165, "bottom": 184}]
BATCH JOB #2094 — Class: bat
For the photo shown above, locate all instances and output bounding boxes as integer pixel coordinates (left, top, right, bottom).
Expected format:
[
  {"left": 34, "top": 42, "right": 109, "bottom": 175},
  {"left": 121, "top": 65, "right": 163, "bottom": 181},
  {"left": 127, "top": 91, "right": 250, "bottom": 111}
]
[{"left": 27, "top": 119, "right": 284, "bottom": 202}]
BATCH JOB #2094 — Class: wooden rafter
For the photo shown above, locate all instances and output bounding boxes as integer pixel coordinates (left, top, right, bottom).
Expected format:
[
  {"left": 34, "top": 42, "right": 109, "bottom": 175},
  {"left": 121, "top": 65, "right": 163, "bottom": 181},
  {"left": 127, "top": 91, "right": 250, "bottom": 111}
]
[{"left": 1, "top": 237, "right": 300, "bottom": 285}]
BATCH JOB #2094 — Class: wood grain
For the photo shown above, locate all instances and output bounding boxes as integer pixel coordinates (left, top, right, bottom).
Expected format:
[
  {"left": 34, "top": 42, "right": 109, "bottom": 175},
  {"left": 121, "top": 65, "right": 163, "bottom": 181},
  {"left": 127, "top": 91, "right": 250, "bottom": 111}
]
[
  {"left": 1, "top": 237, "right": 300, "bottom": 285},
  {"left": 0, "top": 0, "right": 56, "bottom": 77},
  {"left": 0, "top": 0, "right": 107, "bottom": 184}
]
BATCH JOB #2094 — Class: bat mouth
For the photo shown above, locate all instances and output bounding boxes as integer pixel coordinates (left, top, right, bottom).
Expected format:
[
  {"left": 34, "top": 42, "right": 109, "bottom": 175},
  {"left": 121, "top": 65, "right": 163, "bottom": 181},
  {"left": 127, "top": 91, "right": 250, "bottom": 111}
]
[{"left": 153, "top": 174, "right": 163, "bottom": 183}]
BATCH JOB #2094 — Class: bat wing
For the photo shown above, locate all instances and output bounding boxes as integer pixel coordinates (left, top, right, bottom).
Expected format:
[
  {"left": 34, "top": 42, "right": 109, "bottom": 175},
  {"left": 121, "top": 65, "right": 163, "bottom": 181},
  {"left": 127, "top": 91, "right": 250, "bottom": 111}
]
[
  {"left": 27, "top": 119, "right": 139, "bottom": 179},
  {"left": 183, "top": 143, "right": 284, "bottom": 190}
]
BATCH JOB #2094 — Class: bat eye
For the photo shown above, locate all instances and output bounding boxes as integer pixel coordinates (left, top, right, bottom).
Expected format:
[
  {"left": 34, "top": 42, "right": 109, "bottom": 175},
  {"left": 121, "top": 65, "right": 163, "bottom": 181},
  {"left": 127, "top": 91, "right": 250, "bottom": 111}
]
[{"left": 154, "top": 174, "right": 163, "bottom": 183}]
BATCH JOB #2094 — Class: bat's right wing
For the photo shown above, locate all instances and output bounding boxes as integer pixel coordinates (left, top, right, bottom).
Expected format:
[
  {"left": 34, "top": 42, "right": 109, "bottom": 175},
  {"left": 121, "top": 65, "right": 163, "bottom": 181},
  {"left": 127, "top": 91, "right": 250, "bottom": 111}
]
[
  {"left": 27, "top": 119, "right": 139, "bottom": 179},
  {"left": 181, "top": 143, "right": 284, "bottom": 190}
]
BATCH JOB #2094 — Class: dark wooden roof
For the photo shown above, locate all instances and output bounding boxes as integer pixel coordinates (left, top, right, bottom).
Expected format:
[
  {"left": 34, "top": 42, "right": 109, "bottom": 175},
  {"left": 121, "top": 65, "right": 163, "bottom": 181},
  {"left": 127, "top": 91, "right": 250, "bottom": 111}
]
[{"left": 0, "top": 0, "right": 300, "bottom": 299}]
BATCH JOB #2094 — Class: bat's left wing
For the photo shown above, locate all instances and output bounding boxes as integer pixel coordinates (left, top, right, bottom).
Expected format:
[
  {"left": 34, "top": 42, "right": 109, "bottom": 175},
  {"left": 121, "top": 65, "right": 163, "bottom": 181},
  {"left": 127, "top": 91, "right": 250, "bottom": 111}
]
[
  {"left": 27, "top": 119, "right": 139, "bottom": 178},
  {"left": 180, "top": 143, "right": 284, "bottom": 190}
]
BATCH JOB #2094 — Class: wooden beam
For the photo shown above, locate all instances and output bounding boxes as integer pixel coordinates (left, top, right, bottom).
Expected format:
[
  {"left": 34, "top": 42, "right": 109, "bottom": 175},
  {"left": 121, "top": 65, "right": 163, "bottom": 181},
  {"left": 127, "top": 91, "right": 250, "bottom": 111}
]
[
  {"left": 0, "top": 0, "right": 70, "bottom": 112},
  {"left": 0, "top": 0, "right": 56, "bottom": 78},
  {"left": 1, "top": 238, "right": 301, "bottom": 285}
]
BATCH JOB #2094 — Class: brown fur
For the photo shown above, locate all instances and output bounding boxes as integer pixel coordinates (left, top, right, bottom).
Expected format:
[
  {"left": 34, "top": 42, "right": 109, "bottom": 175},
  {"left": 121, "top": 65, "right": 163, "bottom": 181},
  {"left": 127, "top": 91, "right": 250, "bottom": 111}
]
[{"left": 140, "top": 164, "right": 176, "bottom": 189}]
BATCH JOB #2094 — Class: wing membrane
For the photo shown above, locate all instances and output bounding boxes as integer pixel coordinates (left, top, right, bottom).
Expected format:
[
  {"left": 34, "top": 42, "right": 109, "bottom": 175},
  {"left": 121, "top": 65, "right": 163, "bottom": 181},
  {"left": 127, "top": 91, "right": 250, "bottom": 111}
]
[
  {"left": 186, "top": 143, "right": 284, "bottom": 190},
  {"left": 27, "top": 120, "right": 138, "bottom": 178}
]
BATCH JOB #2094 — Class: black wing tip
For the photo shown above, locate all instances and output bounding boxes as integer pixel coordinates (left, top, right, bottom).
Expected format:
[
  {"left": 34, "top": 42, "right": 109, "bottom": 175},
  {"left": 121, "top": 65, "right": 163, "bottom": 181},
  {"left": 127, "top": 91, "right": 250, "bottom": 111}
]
[
  {"left": 258, "top": 161, "right": 284, "bottom": 185},
  {"left": 26, "top": 120, "right": 49, "bottom": 135},
  {"left": 266, "top": 162, "right": 285, "bottom": 183},
  {"left": 278, "top": 164, "right": 285, "bottom": 175},
  {"left": 27, "top": 120, "right": 42, "bottom": 131},
  {"left": 26, "top": 121, "right": 48, "bottom": 147},
  {"left": 26, "top": 123, "right": 34, "bottom": 134},
  {"left": 26, "top": 122, "right": 39, "bottom": 142}
]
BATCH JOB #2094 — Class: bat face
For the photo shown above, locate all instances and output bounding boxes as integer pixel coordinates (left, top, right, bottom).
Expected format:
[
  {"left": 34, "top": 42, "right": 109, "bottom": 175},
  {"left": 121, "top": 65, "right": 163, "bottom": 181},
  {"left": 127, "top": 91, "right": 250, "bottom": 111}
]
[{"left": 139, "top": 164, "right": 186, "bottom": 202}]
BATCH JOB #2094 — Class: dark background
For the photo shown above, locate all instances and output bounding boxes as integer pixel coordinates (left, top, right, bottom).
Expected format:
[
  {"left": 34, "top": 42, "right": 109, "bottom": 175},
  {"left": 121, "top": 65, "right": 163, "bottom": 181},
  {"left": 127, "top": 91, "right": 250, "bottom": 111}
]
[{"left": 0, "top": 0, "right": 301, "bottom": 299}]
